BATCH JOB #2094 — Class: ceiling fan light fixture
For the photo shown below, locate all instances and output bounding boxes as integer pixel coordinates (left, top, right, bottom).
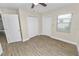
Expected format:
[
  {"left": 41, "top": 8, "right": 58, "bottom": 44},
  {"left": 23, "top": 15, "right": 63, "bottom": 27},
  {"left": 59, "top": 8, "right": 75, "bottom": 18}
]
[{"left": 34, "top": 3, "right": 38, "bottom": 5}]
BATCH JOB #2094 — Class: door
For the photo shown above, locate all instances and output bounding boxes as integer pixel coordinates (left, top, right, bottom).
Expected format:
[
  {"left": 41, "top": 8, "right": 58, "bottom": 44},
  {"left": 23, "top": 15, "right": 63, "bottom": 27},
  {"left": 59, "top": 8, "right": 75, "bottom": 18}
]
[
  {"left": 42, "top": 16, "right": 52, "bottom": 36},
  {"left": 27, "top": 16, "right": 39, "bottom": 38},
  {"left": 2, "top": 14, "right": 21, "bottom": 43}
]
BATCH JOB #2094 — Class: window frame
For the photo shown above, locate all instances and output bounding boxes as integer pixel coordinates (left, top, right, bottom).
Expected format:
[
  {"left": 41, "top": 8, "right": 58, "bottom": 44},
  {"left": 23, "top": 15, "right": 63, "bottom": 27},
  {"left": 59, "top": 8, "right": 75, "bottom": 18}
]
[{"left": 57, "top": 13, "right": 72, "bottom": 33}]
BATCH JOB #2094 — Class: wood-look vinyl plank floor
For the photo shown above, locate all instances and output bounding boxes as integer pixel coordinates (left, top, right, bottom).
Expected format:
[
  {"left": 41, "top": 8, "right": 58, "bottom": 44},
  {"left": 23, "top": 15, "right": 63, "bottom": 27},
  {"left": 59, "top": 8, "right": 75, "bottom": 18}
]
[{"left": 0, "top": 33, "right": 78, "bottom": 56}]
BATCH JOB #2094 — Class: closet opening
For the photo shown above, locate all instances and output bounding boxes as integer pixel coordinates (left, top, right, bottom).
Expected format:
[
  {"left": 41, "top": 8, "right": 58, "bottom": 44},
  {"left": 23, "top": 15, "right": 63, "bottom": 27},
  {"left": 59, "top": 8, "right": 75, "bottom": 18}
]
[{"left": 0, "top": 14, "right": 7, "bottom": 44}]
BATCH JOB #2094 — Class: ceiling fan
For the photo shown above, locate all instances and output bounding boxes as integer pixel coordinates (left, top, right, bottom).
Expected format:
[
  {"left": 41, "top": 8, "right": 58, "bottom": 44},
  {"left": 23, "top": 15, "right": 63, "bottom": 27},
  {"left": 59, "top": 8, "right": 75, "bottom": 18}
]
[{"left": 31, "top": 3, "right": 47, "bottom": 8}]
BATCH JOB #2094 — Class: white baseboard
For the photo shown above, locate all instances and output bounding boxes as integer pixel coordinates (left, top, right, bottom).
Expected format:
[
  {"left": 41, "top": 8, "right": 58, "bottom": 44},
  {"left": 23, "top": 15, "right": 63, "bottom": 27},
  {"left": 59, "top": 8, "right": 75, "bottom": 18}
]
[
  {"left": 76, "top": 45, "right": 79, "bottom": 56},
  {"left": 50, "top": 36, "right": 77, "bottom": 45},
  {"left": 49, "top": 35, "right": 79, "bottom": 55},
  {"left": 22, "top": 38, "right": 30, "bottom": 42},
  {"left": 23, "top": 35, "right": 77, "bottom": 45},
  {"left": 22, "top": 35, "right": 41, "bottom": 42}
]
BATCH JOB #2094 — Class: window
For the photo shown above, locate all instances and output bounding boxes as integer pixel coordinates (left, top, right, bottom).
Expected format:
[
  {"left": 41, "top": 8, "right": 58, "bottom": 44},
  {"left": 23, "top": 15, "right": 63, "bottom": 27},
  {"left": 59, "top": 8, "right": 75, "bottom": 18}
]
[{"left": 57, "top": 14, "right": 72, "bottom": 32}]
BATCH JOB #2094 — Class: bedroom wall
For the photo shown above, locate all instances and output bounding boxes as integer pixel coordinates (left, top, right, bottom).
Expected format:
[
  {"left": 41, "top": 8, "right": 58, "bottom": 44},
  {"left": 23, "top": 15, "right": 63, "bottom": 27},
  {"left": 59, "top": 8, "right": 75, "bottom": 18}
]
[
  {"left": 18, "top": 4, "right": 79, "bottom": 45},
  {"left": 42, "top": 4, "right": 79, "bottom": 45},
  {"left": 0, "top": 8, "right": 18, "bottom": 14},
  {"left": 18, "top": 8, "right": 41, "bottom": 41}
]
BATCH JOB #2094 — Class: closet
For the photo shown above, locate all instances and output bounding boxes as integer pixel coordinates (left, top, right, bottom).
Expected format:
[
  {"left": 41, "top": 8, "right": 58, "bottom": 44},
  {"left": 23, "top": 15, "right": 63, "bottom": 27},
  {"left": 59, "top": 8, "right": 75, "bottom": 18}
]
[
  {"left": 0, "top": 14, "right": 4, "bottom": 55},
  {"left": 42, "top": 16, "right": 52, "bottom": 36},
  {"left": 27, "top": 16, "right": 39, "bottom": 38},
  {"left": 0, "top": 15, "right": 4, "bottom": 32},
  {"left": 26, "top": 16, "right": 52, "bottom": 40}
]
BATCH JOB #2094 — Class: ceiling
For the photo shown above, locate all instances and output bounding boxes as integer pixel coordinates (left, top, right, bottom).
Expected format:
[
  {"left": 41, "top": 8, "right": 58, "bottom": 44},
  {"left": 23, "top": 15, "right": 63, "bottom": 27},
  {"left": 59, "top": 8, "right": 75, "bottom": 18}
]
[{"left": 0, "top": 3, "right": 73, "bottom": 13}]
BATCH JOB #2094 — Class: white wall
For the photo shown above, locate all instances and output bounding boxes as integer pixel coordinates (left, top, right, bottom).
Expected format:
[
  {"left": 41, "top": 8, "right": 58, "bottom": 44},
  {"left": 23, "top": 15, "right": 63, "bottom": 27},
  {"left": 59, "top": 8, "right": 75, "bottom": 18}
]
[
  {"left": 18, "top": 4, "right": 79, "bottom": 46},
  {"left": 0, "top": 8, "right": 18, "bottom": 14},
  {"left": 42, "top": 4, "right": 79, "bottom": 45},
  {"left": 17, "top": 4, "right": 79, "bottom": 50},
  {"left": 18, "top": 8, "right": 41, "bottom": 41}
]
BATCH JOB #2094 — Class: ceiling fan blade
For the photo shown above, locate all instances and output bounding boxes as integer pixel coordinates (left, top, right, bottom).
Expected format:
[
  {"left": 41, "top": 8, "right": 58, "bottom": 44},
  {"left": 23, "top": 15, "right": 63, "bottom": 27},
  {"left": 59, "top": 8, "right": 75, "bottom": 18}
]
[
  {"left": 39, "top": 3, "right": 47, "bottom": 7},
  {"left": 31, "top": 3, "right": 35, "bottom": 8}
]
